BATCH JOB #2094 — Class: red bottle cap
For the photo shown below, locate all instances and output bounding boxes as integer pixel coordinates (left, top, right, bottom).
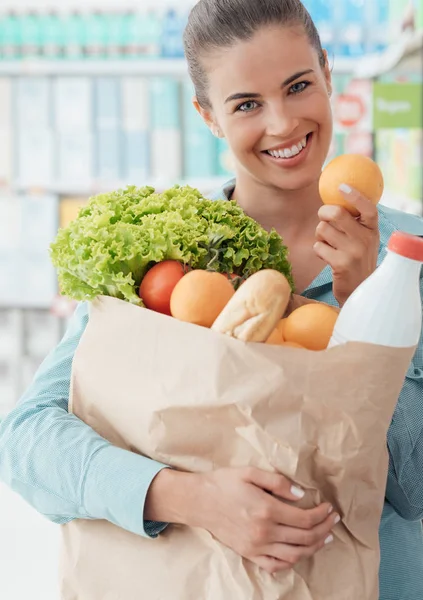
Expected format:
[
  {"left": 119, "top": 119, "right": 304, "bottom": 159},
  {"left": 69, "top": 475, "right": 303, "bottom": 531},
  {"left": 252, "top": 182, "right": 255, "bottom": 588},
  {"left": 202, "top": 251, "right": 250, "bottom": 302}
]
[{"left": 388, "top": 231, "right": 423, "bottom": 262}]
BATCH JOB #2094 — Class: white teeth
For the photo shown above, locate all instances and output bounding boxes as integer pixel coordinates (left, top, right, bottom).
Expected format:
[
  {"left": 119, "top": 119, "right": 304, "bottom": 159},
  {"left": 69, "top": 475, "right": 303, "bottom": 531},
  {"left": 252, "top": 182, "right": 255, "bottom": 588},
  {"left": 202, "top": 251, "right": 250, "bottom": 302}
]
[{"left": 267, "top": 136, "right": 308, "bottom": 159}]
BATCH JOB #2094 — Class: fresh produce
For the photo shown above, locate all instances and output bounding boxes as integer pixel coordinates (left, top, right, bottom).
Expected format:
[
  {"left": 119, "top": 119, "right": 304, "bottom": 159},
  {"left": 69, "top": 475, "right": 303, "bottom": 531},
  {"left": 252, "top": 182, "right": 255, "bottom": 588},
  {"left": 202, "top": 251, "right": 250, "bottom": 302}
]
[
  {"left": 50, "top": 185, "right": 293, "bottom": 305},
  {"left": 211, "top": 270, "right": 291, "bottom": 343},
  {"left": 139, "top": 260, "right": 186, "bottom": 315},
  {"left": 283, "top": 303, "right": 338, "bottom": 351},
  {"left": 319, "top": 154, "right": 384, "bottom": 217},
  {"left": 170, "top": 270, "right": 235, "bottom": 327}
]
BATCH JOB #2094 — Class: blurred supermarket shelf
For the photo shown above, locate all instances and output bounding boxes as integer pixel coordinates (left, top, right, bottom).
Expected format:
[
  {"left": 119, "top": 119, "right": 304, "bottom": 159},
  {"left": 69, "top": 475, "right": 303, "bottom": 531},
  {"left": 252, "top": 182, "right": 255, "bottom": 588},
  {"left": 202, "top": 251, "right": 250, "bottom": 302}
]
[
  {"left": 0, "top": 56, "right": 360, "bottom": 76},
  {"left": 354, "top": 29, "right": 423, "bottom": 78},
  {"left": 9, "top": 177, "right": 229, "bottom": 196},
  {"left": 0, "top": 59, "right": 189, "bottom": 77}
]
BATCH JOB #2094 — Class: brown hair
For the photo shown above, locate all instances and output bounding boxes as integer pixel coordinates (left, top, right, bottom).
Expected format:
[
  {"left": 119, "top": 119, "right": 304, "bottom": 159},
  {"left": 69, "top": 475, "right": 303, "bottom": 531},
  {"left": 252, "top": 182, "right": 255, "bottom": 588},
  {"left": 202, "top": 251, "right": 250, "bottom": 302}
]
[{"left": 183, "top": 0, "right": 325, "bottom": 109}]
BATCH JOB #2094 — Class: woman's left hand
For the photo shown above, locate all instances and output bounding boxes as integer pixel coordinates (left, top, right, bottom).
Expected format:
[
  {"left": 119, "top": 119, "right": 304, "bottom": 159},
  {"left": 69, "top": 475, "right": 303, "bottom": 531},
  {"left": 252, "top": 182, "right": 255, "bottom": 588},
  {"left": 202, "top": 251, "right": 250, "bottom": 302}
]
[{"left": 313, "top": 185, "right": 380, "bottom": 307}]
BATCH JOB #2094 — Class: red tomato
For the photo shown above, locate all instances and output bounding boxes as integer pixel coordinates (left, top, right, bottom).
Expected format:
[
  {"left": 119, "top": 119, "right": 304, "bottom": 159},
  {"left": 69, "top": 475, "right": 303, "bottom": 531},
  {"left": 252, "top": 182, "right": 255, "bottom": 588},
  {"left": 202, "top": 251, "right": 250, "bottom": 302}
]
[{"left": 139, "top": 260, "right": 186, "bottom": 315}]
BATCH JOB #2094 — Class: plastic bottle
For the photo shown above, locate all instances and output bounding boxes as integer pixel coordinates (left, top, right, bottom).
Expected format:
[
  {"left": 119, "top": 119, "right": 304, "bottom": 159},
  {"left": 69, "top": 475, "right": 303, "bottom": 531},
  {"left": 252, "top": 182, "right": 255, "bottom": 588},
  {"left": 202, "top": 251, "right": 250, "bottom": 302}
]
[{"left": 329, "top": 231, "right": 423, "bottom": 348}]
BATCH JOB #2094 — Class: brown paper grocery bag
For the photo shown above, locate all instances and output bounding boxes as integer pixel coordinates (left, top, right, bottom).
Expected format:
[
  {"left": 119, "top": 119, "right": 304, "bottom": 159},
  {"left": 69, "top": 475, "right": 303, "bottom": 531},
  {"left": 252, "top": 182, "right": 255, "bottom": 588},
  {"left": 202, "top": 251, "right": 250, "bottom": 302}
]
[{"left": 60, "top": 295, "right": 415, "bottom": 600}]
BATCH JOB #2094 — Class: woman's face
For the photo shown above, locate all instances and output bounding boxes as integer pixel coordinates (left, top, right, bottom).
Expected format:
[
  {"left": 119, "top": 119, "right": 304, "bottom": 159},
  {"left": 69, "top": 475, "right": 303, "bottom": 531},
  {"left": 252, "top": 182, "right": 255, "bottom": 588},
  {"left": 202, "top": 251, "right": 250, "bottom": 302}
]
[{"left": 198, "top": 25, "right": 333, "bottom": 191}]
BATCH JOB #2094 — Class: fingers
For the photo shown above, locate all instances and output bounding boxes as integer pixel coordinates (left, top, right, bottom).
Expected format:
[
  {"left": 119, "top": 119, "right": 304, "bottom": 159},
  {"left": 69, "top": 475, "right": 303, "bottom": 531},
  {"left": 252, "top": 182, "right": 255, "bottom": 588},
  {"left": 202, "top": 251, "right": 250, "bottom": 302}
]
[
  {"left": 243, "top": 467, "right": 305, "bottom": 502},
  {"left": 263, "top": 538, "right": 327, "bottom": 567},
  {"left": 319, "top": 186, "right": 379, "bottom": 231},
  {"left": 272, "top": 510, "right": 340, "bottom": 545},
  {"left": 271, "top": 497, "right": 334, "bottom": 529},
  {"left": 315, "top": 220, "right": 346, "bottom": 249},
  {"left": 253, "top": 556, "right": 292, "bottom": 574}
]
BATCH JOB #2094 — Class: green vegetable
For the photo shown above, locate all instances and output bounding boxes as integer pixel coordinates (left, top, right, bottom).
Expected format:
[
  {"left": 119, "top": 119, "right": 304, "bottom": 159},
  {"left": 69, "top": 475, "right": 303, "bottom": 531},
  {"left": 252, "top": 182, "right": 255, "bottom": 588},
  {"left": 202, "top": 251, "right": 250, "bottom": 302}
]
[{"left": 50, "top": 185, "right": 293, "bottom": 305}]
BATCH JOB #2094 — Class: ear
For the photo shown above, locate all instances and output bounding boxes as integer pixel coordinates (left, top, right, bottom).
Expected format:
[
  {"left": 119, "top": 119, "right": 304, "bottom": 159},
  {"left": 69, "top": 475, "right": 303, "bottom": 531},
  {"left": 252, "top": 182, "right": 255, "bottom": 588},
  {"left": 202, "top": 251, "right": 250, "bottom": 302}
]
[
  {"left": 322, "top": 50, "right": 333, "bottom": 98},
  {"left": 192, "top": 96, "right": 223, "bottom": 138}
]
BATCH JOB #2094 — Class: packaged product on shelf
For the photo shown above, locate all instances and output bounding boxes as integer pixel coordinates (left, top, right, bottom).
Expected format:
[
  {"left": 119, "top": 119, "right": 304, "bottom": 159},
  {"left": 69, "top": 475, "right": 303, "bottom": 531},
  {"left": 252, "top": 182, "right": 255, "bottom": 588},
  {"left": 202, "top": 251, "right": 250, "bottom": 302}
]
[
  {"left": 306, "top": 0, "right": 335, "bottom": 58},
  {"left": 57, "top": 133, "right": 93, "bottom": 186},
  {"left": 61, "top": 11, "right": 85, "bottom": 60},
  {"left": 20, "top": 10, "right": 42, "bottom": 59},
  {"left": 126, "top": 10, "right": 161, "bottom": 59},
  {"left": 95, "top": 77, "right": 122, "bottom": 182},
  {"left": 335, "top": 0, "right": 364, "bottom": 58},
  {"left": 122, "top": 77, "right": 150, "bottom": 183},
  {"left": 104, "top": 10, "right": 125, "bottom": 59},
  {"left": 54, "top": 77, "right": 93, "bottom": 134},
  {"left": 0, "top": 11, "right": 20, "bottom": 60},
  {"left": 0, "top": 78, "right": 12, "bottom": 186},
  {"left": 160, "top": 8, "right": 186, "bottom": 58},
  {"left": 16, "top": 76, "right": 51, "bottom": 129},
  {"left": 182, "top": 81, "right": 215, "bottom": 180},
  {"left": 84, "top": 11, "right": 107, "bottom": 60},
  {"left": 40, "top": 10, "right": 63, "bottom": 60},
  {"left": 364, "top": 0, "right": 389, "bottom": 54},
  {"left": 150, "top": 77, "right": 182, "bottom": 183},
  {"left": 15, "top": 76, "right": 53, "bottom": 185}
]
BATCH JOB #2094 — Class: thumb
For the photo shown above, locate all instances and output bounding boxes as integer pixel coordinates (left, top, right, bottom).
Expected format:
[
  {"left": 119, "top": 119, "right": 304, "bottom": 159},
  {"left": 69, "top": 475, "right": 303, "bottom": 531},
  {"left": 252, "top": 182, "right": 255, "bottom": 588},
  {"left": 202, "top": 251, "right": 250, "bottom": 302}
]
[{"left": 243, "top": 467, "right": 305, "bottom": 501}]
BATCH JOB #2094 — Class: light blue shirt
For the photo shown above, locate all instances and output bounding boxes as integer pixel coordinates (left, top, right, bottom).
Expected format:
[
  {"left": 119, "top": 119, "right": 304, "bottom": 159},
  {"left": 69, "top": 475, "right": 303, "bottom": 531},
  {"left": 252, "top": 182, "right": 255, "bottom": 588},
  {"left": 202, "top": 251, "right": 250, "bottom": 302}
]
[{"left": 1, "top": 179, "right": 422, "bottom": 599}]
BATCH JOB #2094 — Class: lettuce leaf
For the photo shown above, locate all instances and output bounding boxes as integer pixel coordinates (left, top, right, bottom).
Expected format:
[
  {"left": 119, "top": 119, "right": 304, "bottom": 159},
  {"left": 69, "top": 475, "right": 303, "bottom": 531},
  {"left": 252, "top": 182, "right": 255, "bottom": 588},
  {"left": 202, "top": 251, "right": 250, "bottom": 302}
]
[{"left": 50, "top": 185, "right": 293, "bottom": 304}]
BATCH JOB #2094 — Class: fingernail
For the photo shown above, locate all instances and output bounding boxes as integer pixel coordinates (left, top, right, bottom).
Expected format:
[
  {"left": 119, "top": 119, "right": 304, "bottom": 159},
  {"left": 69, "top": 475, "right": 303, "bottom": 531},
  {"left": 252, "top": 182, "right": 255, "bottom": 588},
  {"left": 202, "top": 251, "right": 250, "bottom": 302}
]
[
  {"left": 334, "top": 515, "right": 341, "bottom": 525},
  {"left": 339, "top": 183, "right": 352, "bottom": 194},
  {"left": 328, "top": 505, "right": 334, "bottom": 514},
  {"left": 291, "top": 485, "right": 305, "bottom": 499},
  {"left": 325, "top": 534, "right": 334, "bottom": 545}
]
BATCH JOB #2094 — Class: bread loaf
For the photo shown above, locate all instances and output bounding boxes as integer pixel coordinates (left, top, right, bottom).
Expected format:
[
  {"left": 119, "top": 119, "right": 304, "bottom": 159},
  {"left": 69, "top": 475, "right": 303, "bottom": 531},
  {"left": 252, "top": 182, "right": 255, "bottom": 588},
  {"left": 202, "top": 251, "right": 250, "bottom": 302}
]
[{"left": 211, "top": 269, "right": 292, "bottom": 342}]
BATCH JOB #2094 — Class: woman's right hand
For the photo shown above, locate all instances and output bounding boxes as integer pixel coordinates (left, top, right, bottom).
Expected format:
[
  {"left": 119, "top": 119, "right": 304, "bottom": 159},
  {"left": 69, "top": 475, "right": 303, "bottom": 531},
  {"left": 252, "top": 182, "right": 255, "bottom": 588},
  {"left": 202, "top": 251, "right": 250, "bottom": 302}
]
[{"left": 145, "top": 467, "right": 339, "bottom": 574}]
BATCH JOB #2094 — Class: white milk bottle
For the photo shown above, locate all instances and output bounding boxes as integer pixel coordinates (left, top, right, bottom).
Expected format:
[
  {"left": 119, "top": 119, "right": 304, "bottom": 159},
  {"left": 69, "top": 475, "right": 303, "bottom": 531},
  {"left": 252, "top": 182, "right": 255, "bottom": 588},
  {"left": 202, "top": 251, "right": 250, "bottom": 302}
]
[{"left": 329, "top": 231, "right": 423, "bottom": 348}]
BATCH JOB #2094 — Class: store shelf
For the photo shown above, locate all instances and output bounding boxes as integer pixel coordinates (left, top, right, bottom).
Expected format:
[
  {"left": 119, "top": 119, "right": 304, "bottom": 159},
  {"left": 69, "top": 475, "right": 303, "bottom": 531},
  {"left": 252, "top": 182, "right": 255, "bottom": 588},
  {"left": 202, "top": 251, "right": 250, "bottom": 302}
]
[
  {"left": 0, "top": 56, "right": 358, "bottom": 77},
  {"left": 0, "top": 58, "right": 189, "bottom": 77},
  {"left": 354, "top": 29, "right": 423, "bottom": 79},
  {"left": 9, "top": 176, "right": 229, "bottom": 196}
]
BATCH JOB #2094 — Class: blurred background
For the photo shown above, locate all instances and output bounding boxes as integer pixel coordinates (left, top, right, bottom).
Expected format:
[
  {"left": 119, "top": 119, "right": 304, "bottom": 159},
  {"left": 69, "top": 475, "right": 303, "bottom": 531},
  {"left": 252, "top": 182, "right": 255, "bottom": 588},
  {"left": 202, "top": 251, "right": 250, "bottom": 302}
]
[{"left": 0, "top": 0, "right": 422, "bottom": 598}]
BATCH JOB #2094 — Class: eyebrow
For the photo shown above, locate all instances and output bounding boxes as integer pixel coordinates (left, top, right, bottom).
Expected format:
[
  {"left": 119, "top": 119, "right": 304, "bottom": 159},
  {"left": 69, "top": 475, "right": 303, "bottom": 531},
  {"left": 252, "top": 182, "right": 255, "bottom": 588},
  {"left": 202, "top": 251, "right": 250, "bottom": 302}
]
[{"left": 224, "top": 69, "right": 315, "bottom": 104}]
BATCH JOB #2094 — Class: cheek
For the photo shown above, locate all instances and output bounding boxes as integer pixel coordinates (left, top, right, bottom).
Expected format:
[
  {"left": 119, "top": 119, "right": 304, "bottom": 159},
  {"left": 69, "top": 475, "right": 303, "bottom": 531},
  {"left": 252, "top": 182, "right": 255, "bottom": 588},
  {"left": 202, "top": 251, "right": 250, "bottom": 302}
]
[{"left": 225, "top": 118, "right": 263, "bottom": 156}]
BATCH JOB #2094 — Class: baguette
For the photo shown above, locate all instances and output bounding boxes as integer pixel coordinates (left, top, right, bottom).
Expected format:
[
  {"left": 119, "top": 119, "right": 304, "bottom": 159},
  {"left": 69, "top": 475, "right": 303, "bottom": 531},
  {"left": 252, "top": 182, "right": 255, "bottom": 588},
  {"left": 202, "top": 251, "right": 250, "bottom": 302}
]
[{"left": 211, "top": 269, "right": 292, "bottom": 342}]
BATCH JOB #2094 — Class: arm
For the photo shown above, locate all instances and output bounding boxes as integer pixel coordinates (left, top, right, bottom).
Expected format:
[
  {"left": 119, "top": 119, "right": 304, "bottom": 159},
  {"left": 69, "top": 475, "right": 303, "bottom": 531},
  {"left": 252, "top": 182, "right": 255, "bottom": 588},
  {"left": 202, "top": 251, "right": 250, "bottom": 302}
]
[
  {"left": 0, "top": 302, "right": 168, "bottom": 538},
  {"left": 386, "top": 274, "right": 423, "bottom": 521},
  {"left": 0, "top": 302, "right": 337, "bottom": 573}
]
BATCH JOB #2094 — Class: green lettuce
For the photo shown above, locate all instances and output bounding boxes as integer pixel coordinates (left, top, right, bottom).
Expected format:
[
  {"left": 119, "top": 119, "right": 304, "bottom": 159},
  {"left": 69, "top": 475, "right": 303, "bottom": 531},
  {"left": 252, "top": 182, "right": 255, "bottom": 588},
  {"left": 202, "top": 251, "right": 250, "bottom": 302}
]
[{"left": 50, "top": 185, "right": 293, "bottom": 305}]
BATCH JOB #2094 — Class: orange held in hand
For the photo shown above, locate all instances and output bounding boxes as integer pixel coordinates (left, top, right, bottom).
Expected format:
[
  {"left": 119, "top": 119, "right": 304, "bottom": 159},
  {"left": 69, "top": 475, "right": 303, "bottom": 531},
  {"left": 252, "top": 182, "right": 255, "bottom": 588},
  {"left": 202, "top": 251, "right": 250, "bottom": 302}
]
[
  {"left": 283, "top": 303, "right": 338, "bottom": 351},
  {"left": 319, "top": 154, "right": 384, "bottom": 217},
  {"left": 170, "top": 270, "right": 235, "bottom": 327}
]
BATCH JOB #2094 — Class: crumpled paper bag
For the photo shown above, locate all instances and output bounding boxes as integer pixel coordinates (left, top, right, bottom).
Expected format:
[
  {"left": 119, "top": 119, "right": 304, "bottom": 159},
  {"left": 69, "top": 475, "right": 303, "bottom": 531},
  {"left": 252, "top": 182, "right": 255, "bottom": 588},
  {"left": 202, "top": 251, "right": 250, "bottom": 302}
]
[{"left": 60, "top": 295, "right": 415, "bottom": 600}]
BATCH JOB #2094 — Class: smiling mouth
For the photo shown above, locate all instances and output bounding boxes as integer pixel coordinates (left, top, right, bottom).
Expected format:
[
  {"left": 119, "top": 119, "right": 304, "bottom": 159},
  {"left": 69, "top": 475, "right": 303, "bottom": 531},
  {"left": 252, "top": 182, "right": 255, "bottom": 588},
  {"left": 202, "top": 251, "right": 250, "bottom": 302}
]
[{"left": 263, "top": 133, "right": 312, "bottom": 159}]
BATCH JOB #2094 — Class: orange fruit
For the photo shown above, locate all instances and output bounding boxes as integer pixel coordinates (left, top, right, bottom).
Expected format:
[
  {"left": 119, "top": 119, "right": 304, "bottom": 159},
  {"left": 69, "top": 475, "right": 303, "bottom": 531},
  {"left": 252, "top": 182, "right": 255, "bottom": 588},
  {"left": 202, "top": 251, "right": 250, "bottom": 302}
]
[
  {"left": 319, "top": 154, "right": 384, "bottom": 217},
  {"left": 265, "top": 318, "right": 287, "bottom": 345},
  {"left": 280, "top": 341, "right": 304, "bottom": 349},
  {"left": 284, "top": 303, "right": 338, "bottom": 351},
  {"left": 170, "top": 270, "right": 235, "bottom": 327}
]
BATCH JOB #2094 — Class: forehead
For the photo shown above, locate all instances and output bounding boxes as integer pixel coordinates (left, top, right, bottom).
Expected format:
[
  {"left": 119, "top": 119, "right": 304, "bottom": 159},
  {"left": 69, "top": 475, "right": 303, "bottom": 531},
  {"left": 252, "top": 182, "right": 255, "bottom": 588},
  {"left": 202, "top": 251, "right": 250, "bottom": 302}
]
[{"left": 205, "top": 25, "right": 320, "bottom": 101}]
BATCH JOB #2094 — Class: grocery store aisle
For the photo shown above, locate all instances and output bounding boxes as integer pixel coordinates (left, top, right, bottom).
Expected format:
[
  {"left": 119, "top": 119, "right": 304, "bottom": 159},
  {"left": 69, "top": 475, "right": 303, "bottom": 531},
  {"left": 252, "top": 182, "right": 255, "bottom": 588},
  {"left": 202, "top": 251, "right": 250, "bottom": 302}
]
[{"left": 0, "top": 483, "right": 60, "bottom": 600}]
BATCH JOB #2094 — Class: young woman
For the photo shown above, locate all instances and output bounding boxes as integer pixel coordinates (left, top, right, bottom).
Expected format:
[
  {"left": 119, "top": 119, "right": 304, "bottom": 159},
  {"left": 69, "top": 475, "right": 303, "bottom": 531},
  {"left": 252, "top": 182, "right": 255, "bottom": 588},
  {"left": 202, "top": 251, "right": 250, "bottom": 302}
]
[{"left": 1, "top": 0, "right": 422, "bottom": 598}]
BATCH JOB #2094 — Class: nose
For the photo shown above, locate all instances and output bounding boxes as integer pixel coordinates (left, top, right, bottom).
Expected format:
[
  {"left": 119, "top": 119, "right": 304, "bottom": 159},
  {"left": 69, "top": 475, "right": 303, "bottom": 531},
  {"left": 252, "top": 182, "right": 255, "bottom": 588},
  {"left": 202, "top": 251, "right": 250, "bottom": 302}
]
[{"left": 265, "top": 102, "right": 300, "bottom": 139}]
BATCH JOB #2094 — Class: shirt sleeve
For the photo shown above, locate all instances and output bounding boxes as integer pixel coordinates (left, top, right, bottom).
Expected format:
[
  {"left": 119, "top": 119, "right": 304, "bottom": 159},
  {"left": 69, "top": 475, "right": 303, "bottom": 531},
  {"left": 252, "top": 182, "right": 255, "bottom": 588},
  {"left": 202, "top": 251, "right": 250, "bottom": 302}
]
[
  {"left": 386, "top": 272, "right": 423, "bottom": 521},
  {"left": 0, "top": 302, "right": 168, "bottom": 538}
]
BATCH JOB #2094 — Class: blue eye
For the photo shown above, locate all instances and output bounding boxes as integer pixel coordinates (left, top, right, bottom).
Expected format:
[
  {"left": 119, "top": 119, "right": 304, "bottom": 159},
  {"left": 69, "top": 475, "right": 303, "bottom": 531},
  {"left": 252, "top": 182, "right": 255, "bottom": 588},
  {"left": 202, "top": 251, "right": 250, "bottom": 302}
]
[
  {"left": 237, "top": 100, "right": 259, "bottom": 112},
  {"left": 290, "top": 81, "right": 310, "bottom": 94}
]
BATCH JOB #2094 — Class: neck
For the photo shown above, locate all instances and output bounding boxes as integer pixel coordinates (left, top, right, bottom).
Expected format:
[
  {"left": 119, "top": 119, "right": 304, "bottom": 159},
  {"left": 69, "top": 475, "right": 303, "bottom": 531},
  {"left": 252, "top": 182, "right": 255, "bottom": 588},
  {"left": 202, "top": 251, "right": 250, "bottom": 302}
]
[{"left": 232, "top": 172, "right": 322, "bottom": 239}]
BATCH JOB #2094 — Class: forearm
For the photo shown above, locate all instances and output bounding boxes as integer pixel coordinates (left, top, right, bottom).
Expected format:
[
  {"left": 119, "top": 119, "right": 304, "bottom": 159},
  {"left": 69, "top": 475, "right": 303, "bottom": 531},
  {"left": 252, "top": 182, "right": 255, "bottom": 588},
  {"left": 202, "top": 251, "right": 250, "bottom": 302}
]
[{"left": 144, "top": 468, "right": 200, "bottom": 526}]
